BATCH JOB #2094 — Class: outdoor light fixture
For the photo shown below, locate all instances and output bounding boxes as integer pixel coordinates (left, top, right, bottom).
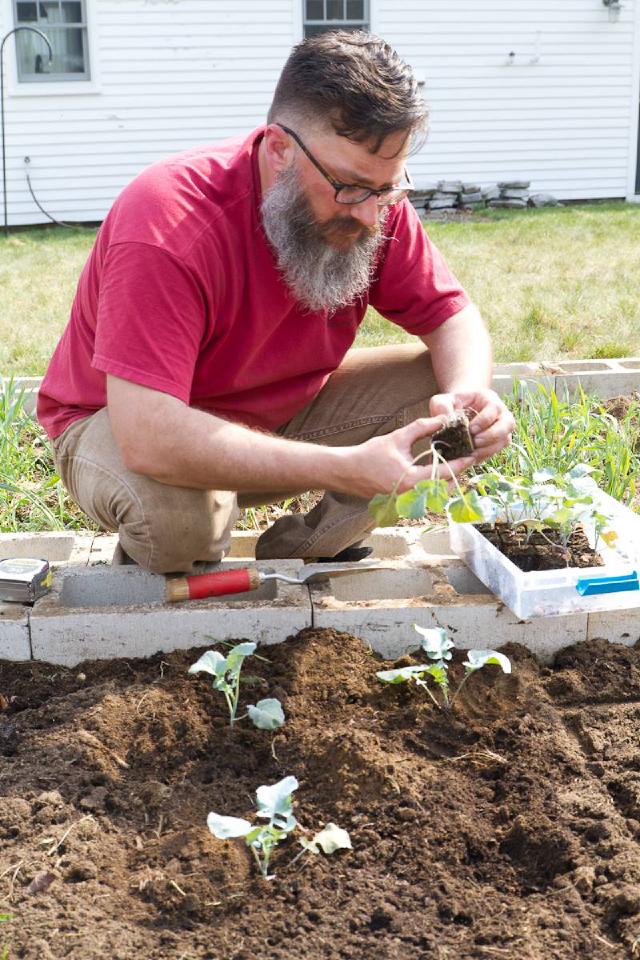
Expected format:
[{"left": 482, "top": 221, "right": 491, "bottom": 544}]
[
  {"left": 0, "top": 27, "right": 53, "bottom": 236},
  {"left": 602, "top": 0, "right": 622, "bottom": 22}
]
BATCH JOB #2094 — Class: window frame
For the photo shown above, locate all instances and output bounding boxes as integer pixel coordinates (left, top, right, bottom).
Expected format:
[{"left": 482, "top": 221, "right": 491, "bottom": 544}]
[
  {"left": 303, "top": 0, "right": 370, "bottom": 38},
  {"left": 13, "top": 0, "right": 90, "bottom": 82}
]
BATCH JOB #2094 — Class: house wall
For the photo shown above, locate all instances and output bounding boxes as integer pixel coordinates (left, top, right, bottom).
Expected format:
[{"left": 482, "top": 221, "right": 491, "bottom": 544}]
[
  {"left": 0, "top": 0, "right": 638, "bottom": 226},
  {"left": 375, "top": 0, "right": 640, "bottom": 201},
  {"left": 0, "top": 0, "right": 298, "bottom": 226}
]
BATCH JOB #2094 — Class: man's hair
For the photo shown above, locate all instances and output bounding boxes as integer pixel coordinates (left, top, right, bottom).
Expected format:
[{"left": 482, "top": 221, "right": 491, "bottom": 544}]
[{"left": 268, "top": 31, "right": 427, "bottom": 153}]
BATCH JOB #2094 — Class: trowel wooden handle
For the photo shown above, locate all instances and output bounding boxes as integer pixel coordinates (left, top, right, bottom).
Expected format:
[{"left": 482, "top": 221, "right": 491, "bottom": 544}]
[{"left": 166, "top": 568, "right": 261, "bottom": 602}]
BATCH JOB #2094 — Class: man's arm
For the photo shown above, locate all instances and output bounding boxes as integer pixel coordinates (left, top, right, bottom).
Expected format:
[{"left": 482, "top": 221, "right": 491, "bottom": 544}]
[
  {"left": 421, "top": 303, "right": 515, "bottom": 462},
  {"left": 107, "top": 375, "right": 473, "bottom": 500}
]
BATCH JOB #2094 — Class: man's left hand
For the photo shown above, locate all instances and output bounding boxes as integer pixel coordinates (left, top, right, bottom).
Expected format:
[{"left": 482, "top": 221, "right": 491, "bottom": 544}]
[{"left": 429, "top": 388, "right": 515, "bottom": 464}]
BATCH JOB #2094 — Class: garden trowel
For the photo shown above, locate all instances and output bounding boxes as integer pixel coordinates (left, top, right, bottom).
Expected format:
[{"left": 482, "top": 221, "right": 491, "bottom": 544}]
[{"left": 165, "top": 560, "right": 387, "bottom": 602}]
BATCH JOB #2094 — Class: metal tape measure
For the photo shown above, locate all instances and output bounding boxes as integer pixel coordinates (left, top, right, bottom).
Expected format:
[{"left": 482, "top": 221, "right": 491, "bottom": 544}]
[{"left": 0, "top": 558, "right": 52, "bottom": 603}]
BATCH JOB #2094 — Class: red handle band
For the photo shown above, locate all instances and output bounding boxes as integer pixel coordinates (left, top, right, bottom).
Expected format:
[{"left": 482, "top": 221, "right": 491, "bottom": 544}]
[{"left": 186, "top": 568, "right": 254, "bottom": 599}]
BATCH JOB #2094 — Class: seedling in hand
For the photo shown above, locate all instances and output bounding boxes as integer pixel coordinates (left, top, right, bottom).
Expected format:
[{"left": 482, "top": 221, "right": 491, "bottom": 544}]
[
  {"left": 369, "top": 441, "right": 483, "bottom": 528},
  {"left": 189, "top": 642, "right": 284, "bottom": 729},
  {"left": 377, "top": 624, "right": 511, "bottom": 710},
  {"left": 207, "top": 776, "right": 351, "bottom": 879}
]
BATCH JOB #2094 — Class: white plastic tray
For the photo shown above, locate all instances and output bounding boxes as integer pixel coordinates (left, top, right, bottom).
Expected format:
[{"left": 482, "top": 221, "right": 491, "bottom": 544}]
[{"left": 448, "top": 490, "right": 640, "bottom": 619}]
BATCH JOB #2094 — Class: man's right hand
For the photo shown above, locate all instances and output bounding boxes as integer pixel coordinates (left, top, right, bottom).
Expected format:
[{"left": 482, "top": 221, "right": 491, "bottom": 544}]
[
  {"left": 334, "top": 417, "right": 475, "bottom": 499},
  {"left": 107, "top": 376, "right": 473, "bottom": 499}
]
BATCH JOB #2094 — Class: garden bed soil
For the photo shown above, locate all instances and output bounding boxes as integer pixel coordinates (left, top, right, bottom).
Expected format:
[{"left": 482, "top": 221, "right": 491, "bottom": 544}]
[
  {"left": 478, "top": 521, "right": 604, "bottom": 572},
  {"left": 2, "top": 628, "right": 640, "bottom": 959}
]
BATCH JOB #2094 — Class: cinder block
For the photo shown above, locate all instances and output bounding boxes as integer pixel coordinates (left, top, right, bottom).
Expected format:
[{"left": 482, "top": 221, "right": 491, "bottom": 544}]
[
  {"left": 310, "top": 562, "right": 588, "bottom": 663},
  {"left": 587, "top": 608, "right": 640, "bottom": 646},
  {"left": 553, "top": 360, "right": 640, "bottom": 401},
  {"left": 30, "top": 560, "right": 312, "bottom": 667},
  {"left": 0, "top": 532, "right": 76, "bottom": 562},
  {"left": 0, "top": 603, "right": 31, "bottom": 661}
]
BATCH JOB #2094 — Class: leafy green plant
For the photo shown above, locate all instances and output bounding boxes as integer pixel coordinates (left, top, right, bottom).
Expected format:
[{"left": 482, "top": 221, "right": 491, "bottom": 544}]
[
  {"left": 0, "top": 914, "right": 11, "bottom": 960},
  {"left": 189, "top": 643, "right": 284, "bottom": 729},
  {"left": 0, "top": 376, "right": 94, "bottom": 532},
  {"left": 207, "top": 776, "right": 351, "bottom": 879},
  {"left": 369, "top": 444, "right": 485, "bottom": 528},
  {"left": 467, "top": 464, "right": 616, "bottom": 552},
  {"left": 487, "top": 382, "right": 640, "bottom": 508},
  {"left": 377, "top": 625, "right": 511, "bottom": 710}
]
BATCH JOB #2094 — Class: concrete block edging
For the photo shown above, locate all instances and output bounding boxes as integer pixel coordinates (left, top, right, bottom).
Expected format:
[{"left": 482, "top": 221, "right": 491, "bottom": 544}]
[{"left": 3, "top": 527, "right": 640, "bottom": 667}]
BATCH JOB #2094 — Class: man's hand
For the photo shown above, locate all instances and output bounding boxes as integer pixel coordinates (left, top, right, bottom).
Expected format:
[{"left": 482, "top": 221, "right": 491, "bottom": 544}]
[
  {"left": 429, "top": 388, "right": 515, "bottom": 464},
  {"left": 338, "top": 417, "right": 475, "bottom": 499}
]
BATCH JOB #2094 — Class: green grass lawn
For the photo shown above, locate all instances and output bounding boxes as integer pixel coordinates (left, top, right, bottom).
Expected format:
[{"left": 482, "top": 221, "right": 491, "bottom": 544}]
[{"left": 1, "top": 203, "right": 639, "bottom": 376}]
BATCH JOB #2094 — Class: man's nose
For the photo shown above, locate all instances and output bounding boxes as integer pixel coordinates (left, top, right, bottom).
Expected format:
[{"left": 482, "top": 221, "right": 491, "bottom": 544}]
[{"left": 348, "top": 195, "right": 380, "bottom": 229}]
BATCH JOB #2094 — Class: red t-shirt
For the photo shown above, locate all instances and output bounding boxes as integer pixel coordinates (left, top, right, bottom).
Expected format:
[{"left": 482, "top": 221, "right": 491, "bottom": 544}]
[{"left": 37, "top": 127, "right": 469, "bottom": 440}]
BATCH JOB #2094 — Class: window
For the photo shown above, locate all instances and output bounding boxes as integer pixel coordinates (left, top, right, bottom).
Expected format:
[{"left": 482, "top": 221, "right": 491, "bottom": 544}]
[
  {"left": 303, "top": 0, "right": 369, "bottom": 39},
  {"left": 13, "top": 1, "right": 90, "bottom": 81}
]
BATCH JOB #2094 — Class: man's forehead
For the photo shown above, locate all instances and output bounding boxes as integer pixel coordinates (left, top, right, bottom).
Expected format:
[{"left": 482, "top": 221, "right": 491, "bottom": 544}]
[{"left": 318, "top": 127, "right": 410, "bottom": 184}]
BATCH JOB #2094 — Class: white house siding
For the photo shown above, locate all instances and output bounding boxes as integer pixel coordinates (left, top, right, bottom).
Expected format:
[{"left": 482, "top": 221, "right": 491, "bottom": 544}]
[
  {"left": 374, "top": 0, "right": 640, "bottom": 200},
  {"left": 0, "top": 0, "right": 298, "bottom": 226},
  {"left": 0, "top": 0, "right": 639, "bottom": 226}
]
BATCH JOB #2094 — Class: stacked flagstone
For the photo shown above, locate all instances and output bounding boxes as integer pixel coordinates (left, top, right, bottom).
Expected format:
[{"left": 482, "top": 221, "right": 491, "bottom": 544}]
[
  {"left": 412, "top": 179, "right": 559, "bottom": 213},
  {"left": 488, "top": 180, "right": 531, "bottom": 209}
]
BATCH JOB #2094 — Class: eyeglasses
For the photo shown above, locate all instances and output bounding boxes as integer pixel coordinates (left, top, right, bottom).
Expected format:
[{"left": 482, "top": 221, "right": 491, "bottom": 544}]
[{"left": 276, "top": 124, "right": 413, "bottom": 207}]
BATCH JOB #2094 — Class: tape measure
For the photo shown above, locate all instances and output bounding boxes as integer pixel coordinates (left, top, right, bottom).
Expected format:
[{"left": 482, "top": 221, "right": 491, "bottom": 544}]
[{"left": 0, "top": 558, "right": 52, "bottom": 603}]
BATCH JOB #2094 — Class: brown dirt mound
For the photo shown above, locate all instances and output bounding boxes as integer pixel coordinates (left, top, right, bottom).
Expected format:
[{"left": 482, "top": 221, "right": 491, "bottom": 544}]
[{"left": 1, "top": 628, "right": 640, "bottom": 958}]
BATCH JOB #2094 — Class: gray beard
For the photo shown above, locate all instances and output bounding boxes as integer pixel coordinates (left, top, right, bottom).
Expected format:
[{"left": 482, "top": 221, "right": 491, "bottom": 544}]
[{"left": 261, "top": 163, "right": 387, "bottom": 314}]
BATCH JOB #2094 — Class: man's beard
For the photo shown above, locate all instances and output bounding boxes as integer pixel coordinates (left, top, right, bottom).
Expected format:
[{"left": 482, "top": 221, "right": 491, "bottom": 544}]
[{"left": 261, "top": 163, "right": 388, "bottom": 314}]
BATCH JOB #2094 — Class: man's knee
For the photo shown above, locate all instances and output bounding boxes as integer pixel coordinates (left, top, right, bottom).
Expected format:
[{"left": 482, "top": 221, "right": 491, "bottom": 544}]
[{"left": 119, "top": 487, "right": 240, "bottom": 574}]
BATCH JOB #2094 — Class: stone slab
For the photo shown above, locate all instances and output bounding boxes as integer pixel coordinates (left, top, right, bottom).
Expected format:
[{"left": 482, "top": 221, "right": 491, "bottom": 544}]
[
  {"left": 30, "top": 560, "right": 312, "bottom": 667},
  {"left": 0, "top": 603, "right": 31, "bottom": 661},
  {"left": 587, "top": 608, "right": 640, "bottom": 646},
  {"left": 311, "top": 583, "right": 588, "bottom": 664},
  {"left": 0, "top": 532, "right": 76, "bottom": 562}
]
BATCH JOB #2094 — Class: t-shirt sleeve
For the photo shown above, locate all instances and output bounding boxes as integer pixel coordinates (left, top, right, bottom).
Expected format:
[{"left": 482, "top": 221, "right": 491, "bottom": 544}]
[
  {"left": 92, "top": 241, "right": 206, "bottom": 402},
  {"left": 369, "top": 200, "right": 470, "bottom": 336}
]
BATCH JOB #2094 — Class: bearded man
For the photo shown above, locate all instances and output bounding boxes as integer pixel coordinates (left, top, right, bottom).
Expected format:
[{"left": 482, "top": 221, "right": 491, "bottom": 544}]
[{"left": 37, "top": 31, "right": 514, "bottom": 573}]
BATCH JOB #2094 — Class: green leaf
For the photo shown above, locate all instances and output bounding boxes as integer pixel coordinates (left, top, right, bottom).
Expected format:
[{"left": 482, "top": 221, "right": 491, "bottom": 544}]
[
  {"left": 448, "top": 490, "right": 484, "bottom": 523},
  {"left": 188, "top": 650, "right": 227, "bottom": 679},
  {"left": 532, "top": 467, "right": 557, "bottom": 482},
  {"left": 402, "top": 478, "right": 450, "bottom": 515},
  {"left": 225, "top": 641, "right": 257, "bottom": 668},
  {"left": 300, "top": 823, "right": 352, "bottom": 855},
  {"left": 601, "top": 529, "right": 618, "bottom": 547},
  {"left": 256, "top": 776, "right": 298, "bottom": 831},
  {"left": 566, "top": 464, "right": 594, "bottom": 480},
  {"left": 207, "top": 812, "right": 253, "bottom": 839},
  {"left": 368, "top": 493, "right": 399, "bottom": 527},
  {"left": 424, "top": 663, "right": 449, "bottom": 687},
  {"left": 376, "top": 665, "right": 431, "bottom": 684},
  {"left": 247, "top": 698, "right": 285, "bottom": 730},
  {"left": 462, "top": 649, "right": 512, "bottom": 674},
  {"left": 414, "top": 624, "right": 454, "bottom": 661}
]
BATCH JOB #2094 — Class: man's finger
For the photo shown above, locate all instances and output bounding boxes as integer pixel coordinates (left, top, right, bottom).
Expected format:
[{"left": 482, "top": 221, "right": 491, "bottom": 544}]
[{"left": 399, "top": 416, "right": 448, "bottom": 447}]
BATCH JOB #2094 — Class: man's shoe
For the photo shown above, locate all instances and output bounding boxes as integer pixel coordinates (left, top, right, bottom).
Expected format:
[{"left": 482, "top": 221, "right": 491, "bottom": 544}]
[{"left": 310, "top": 544, "right": 373, "bottom": 564}]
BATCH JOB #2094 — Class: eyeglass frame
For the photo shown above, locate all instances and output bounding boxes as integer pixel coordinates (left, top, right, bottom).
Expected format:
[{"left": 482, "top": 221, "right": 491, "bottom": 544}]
[{"left": 275, "top": 123, "right": 414, "bottom": 206}]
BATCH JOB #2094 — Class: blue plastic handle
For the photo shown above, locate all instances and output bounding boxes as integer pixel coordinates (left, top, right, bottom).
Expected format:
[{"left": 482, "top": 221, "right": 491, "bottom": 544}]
[{"left": 576, "top": 572, "right": 639, "bottom": 596}]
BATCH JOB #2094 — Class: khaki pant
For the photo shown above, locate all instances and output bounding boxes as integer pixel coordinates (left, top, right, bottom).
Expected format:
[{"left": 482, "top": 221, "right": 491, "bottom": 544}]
[{"left": 52, "top": 344, "right": 439, "bottom": 573}]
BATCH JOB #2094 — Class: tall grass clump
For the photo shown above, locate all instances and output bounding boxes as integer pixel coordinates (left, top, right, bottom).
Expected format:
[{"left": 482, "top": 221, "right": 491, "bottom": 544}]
[
  {"left": 483, "top": 382, "right": 640, "bottom": 508},
  {"left": 0, "top": 378, "right": 95, "bottom": 532}
]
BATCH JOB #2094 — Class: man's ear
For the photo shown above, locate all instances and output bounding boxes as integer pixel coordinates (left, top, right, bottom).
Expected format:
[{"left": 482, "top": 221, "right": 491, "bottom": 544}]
[{"left": 263, "top": 123, "right": 295, "bottom": 176}]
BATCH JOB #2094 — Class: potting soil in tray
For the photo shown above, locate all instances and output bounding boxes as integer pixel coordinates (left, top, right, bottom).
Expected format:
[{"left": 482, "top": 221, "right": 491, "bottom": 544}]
[
  {"left": 2, "top": 628, "right": 640, "bottom": 959},
  {"left": 478, "top": 521, "right": 604, "bottom": 573}
]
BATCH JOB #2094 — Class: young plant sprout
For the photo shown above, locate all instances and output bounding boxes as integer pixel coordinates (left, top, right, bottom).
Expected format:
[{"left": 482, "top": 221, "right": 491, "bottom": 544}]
[
  {"left": 189, "top": 642, "right": 284, "bottom": 730},
  {"left": 369, "top": 443, "right": 485, "bottom": 528},
  {"left": 370, "top": 455, "right": 616, "bottom": 567},
  {"left": 377, "top": 625, "right": 511, "bottom": 710},
  {"left": 207, "top": 776, "right": 351, "bottom": 879}
]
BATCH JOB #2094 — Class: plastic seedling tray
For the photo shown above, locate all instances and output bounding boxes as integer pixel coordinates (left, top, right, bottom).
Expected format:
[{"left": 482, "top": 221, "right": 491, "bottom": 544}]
[{"left": 448, "top": 490, "right": 640, "bottom": 620}]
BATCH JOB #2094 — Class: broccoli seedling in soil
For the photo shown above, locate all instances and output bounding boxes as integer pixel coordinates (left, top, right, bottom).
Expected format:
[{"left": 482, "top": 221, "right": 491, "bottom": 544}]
[{"left": 431, "top": 411, "right": 475, "bottom": 461}]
